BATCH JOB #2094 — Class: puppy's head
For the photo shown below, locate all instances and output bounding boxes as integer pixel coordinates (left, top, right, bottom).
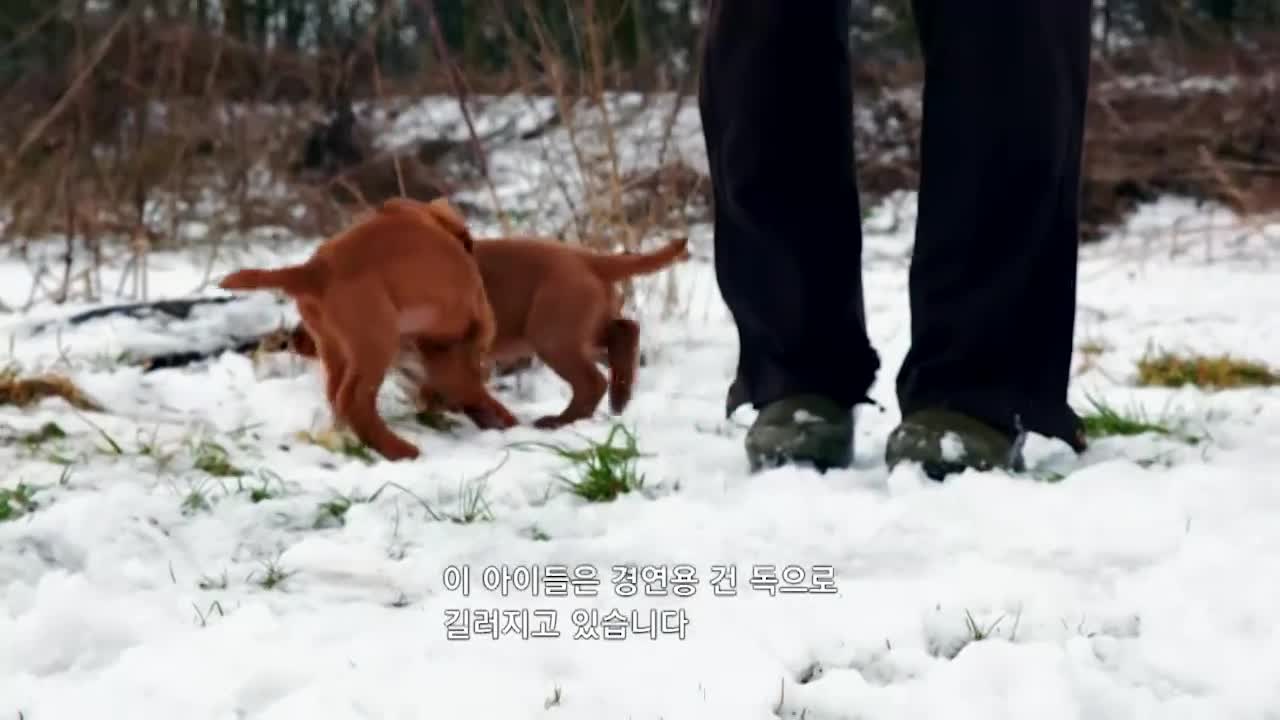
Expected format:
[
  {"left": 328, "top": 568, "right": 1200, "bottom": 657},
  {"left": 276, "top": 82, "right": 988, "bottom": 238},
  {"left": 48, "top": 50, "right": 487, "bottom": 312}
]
[{"left": 379, "top": 196, "right": 474, "bottom": 253}]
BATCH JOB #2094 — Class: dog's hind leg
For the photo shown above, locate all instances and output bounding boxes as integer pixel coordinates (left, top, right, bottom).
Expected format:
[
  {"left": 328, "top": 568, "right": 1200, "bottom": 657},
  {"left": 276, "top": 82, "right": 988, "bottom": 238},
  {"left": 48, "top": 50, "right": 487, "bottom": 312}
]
[
  {"left": 297, "top": 303, "right": 347, "bottom": 411},
  {"left": 329, "top": 295, "right": 421, "bottom": 461},
  {"left": 531, "top": 343, "right": 608, "bottom": 429},
  {"left": 340, "top": 368, "right": 420, "bottom": 460},
  {"left": 602, "top": 318, "right": 640, "bottom": 414},
  {"left": 526, "top": 282, "right": 610, "bottom": 429}
]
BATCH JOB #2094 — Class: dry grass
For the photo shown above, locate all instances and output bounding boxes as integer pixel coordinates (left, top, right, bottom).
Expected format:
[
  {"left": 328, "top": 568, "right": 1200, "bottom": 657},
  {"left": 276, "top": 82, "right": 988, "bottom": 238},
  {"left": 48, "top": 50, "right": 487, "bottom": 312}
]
[
  {"left": 0, "top": 365, "right": 104, "bottom": 412},
  {"left": 0, "top": 3, "right": 707, "bottom": 315},
  {"left": 1136, "top": 350, "right": 1279, "bottom": 389},
  {"left": 1074, "top": 336, "right": 1112, "bottom": 376},
  {"left": 294, "top": 428, "right": 376, "bottom": 464},
  {"left": 1, "top": 5, "right": 1277, "bottom": 323}
]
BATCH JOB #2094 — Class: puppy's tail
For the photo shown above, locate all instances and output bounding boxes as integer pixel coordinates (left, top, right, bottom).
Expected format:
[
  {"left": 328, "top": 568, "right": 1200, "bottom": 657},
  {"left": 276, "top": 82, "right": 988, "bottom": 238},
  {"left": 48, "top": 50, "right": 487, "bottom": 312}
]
[
  {"left": 219, "top": 262, "right": 325, "bottom": 298},
  {"left": 583, "top": 237, "right": 691, "bottom": 284}
]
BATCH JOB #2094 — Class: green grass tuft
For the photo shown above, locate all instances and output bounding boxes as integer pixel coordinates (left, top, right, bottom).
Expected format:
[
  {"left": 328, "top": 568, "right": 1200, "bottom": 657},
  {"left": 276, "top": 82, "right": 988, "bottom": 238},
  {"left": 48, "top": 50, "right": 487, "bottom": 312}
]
[
  {"left": 181, "top": 484, "right": 215, "bottom": 515},
  {"left": 21, "top": 421, "right": 66, "bottom": 447},
  {"left": 248, "top": 558, "right": 296, "bottom": 591},
  {"left": 963, "top": 609, "right": 1008, "bottom": 643},
  {"left": 510, "top": 423, "right": 648, "bottom": 503},
  {"left": 193, "top": 441, "right": 244, "bottom": 477},
  {"left": 192, "top": 600, "right": 227, "bottom": 627},
  {"left": 448, "top": 475, "right": 495, "bottom": 524},
  {"left": 0, "top": 482, "right": 40, "bottom": 522},
  {"left": 313, "top": 482, "right": 395, "bottom": 528},
  {"left": 78, "top": 413, "right": 124, "bottom": 455},
  {"left": 315, "top": 495, "right": 357, "bottom": 528},
  {"left": 236, "top": 470, "right": 287, "bottom": 503},
  {"left": 1076, "top": 394, "right": 1203, "bottom": 444}
]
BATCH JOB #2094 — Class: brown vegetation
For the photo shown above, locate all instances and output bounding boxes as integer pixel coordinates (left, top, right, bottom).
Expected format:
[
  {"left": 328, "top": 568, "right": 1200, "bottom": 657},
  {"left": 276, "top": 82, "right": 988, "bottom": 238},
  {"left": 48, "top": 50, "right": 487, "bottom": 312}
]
[{"left": 1, "top": 2, "right": 1277, "bottom": 310}]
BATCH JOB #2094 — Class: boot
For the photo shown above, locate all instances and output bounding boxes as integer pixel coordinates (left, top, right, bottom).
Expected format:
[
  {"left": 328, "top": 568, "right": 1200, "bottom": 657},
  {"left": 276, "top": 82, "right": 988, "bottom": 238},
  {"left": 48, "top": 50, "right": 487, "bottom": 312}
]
[
  {"left": 884, "top": 408, "right": 1026, "bottom": 481},
  {"left": 745, "top": 394, "right": 854, "bottom": 473}
]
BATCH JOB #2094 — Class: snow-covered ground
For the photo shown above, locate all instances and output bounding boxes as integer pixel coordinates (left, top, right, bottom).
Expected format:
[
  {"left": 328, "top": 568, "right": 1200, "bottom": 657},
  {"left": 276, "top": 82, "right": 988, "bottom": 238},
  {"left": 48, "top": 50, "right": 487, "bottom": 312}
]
[{"left": 2, "top": 179, "right": 1279, "bottom": 719}]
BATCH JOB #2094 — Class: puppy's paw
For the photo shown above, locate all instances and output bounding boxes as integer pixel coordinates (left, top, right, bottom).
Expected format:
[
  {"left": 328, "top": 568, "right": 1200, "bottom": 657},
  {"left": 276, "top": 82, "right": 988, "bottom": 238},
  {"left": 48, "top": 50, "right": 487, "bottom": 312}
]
[
  {"left": 533, "top": 415, "right": 569, "bottom": 430},
  {"left": 379, "top": 439, "right": 422, "bottom": 461},
  {"left": 609, "top": 383, "right": 633, "bottom": 414}
]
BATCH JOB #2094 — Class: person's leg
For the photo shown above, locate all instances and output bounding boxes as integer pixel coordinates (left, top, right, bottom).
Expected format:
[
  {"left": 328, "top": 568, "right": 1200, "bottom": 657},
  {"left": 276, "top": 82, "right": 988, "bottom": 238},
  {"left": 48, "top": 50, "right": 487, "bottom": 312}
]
[
  {"left": 699, "top": 0, "right": 878, "bottom": 472},
  {"left": 887, "top": 0, "right": 1094, "bottom": 479}
]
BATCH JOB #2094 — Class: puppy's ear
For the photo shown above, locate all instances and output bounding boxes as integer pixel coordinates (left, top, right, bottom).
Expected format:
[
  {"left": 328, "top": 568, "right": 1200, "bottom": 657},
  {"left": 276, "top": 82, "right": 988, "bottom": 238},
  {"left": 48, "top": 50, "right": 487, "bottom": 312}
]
[{"left": 423, "top": 197, "right": 474, "bottom": 253}]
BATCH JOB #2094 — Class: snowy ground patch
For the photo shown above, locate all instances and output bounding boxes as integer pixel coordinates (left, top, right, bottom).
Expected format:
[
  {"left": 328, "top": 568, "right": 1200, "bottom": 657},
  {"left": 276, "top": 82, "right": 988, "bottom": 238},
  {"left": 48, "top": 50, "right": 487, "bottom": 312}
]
[{"left": 1, "top": 194, "right": 1279, "bottom": 719}]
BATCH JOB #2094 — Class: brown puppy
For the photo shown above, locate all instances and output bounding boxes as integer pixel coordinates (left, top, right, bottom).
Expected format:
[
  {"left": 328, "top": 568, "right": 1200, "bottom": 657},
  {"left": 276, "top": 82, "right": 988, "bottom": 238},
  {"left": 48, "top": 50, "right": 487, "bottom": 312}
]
[
  {"left": 289, "top": 233, "right": 690, "bottom": 429},
  {"left": 218, "top": 197, "right": 504, "bottom": 461}
]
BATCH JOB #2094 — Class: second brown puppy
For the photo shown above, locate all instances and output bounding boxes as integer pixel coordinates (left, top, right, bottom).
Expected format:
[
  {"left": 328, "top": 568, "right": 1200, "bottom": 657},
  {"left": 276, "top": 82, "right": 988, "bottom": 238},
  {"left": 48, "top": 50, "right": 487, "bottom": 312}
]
[{"left": 290, "top": 230, "right": 690, "bottom": 429}]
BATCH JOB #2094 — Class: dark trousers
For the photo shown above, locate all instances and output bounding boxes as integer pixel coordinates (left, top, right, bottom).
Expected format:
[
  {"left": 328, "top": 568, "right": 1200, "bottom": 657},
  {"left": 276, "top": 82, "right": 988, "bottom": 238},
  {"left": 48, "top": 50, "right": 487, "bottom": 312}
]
[{"left": 699, "top": 0, "right": 1092, "bottom": 449}]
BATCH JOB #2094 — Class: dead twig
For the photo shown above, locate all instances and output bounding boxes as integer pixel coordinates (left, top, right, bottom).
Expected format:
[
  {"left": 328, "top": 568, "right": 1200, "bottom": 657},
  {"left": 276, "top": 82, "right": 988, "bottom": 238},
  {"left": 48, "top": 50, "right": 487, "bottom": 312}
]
[{"left": 417, "top": 0, "right": 512, "bottom": 235}]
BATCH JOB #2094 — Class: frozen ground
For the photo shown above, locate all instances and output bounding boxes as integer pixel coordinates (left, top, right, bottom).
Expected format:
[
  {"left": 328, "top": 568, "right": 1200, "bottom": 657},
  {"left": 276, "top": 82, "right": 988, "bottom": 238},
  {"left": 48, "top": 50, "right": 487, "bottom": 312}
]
[{"left": 1, "top": 193, "right": 1279, "bottom": 720}]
